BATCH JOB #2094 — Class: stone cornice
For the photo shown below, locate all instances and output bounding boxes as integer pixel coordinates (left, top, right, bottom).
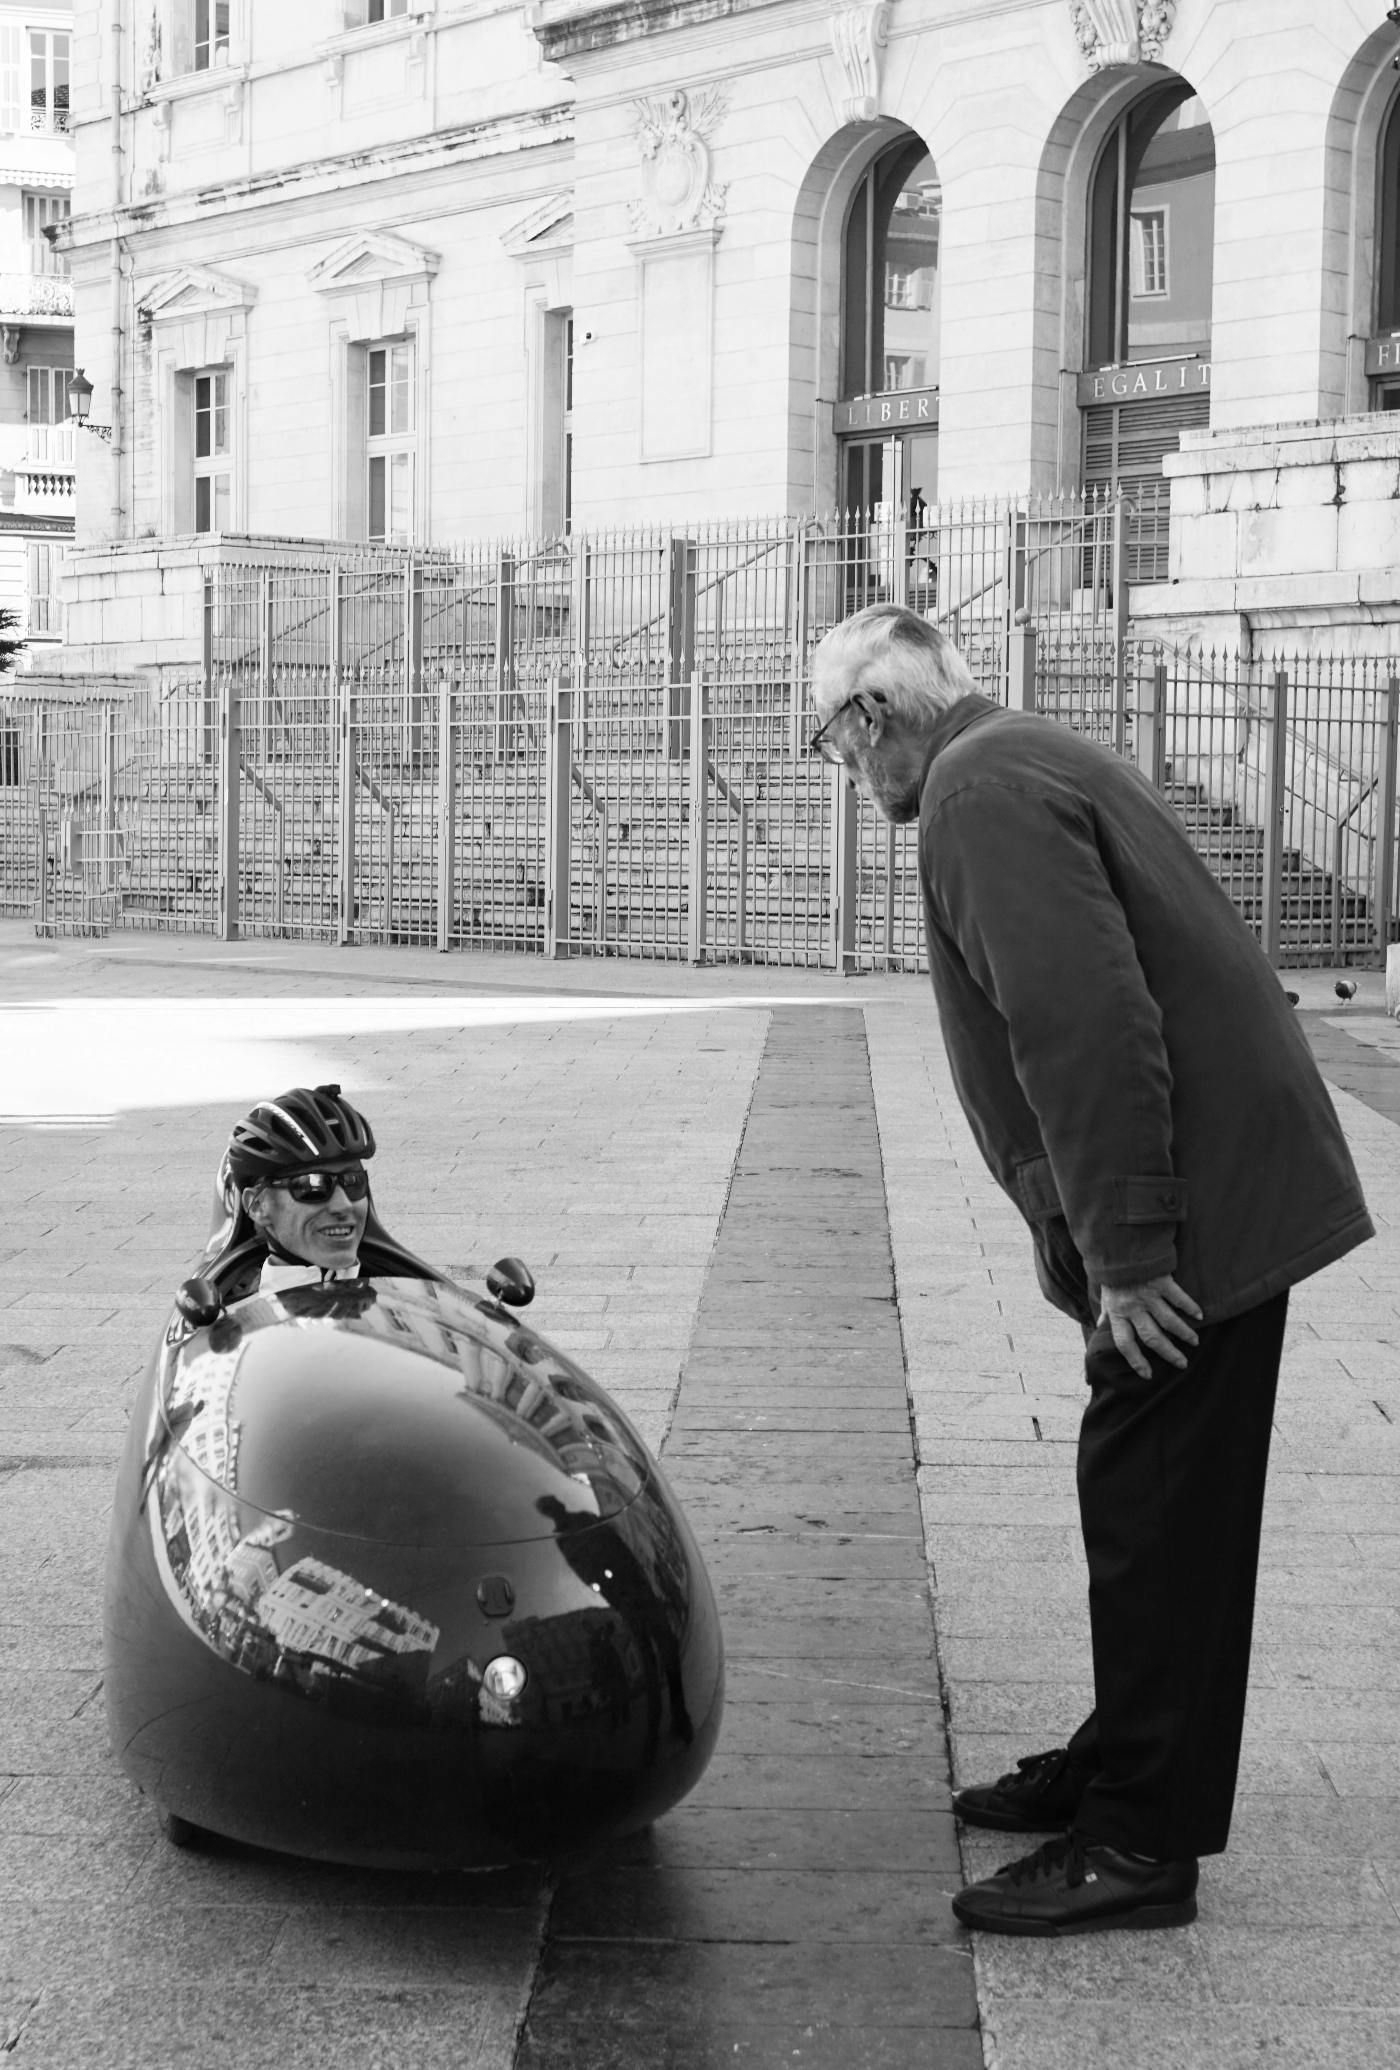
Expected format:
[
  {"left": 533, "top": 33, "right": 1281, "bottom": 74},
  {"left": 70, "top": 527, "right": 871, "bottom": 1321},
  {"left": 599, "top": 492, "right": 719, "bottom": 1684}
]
[
  {"left": 58, "top": 102, "right": 574, "bottom": 252},
  {"left": 528, "top": 0, "right": 783, "bottom": 63}
]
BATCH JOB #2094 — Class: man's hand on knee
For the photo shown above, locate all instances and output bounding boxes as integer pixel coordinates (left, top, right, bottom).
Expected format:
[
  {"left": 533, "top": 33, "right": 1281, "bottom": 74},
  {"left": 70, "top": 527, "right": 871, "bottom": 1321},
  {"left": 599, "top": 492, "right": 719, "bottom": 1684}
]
[{"left": 1098, "top": 1276, "right": 1203, "bottom": 1379}]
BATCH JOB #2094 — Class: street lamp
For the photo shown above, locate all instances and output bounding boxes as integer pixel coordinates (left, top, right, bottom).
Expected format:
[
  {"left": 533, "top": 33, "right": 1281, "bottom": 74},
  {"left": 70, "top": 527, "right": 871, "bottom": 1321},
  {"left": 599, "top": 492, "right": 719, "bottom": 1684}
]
[{"left": 66, "top": 367, "right": 112, "bottom": 443}]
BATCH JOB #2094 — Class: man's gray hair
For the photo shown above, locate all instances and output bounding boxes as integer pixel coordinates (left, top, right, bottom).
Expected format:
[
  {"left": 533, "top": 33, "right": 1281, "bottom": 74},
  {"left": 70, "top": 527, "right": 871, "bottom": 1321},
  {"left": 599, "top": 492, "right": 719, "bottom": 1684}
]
[{"left": 811, "top": 604, "right": 979, "bottom": 722}]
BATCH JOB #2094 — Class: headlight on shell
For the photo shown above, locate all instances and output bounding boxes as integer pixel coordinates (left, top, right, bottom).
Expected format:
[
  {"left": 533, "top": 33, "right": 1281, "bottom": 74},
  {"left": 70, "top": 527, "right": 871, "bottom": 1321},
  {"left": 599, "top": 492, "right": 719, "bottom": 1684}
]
[{"left": 482, "top": 1655, "right": 528, "bottom": 1702}]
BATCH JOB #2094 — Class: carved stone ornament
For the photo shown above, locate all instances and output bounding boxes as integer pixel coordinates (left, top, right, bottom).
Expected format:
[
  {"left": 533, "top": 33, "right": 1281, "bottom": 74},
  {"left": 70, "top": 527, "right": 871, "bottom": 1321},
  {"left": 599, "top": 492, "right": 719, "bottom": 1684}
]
[
  {"left": 1069, "top": 0, "right": 1176, "bottom": 71},
  {"left": 629, "top": 88, "right": 727, "bottom": 239},
  {"left": 831, "top": 3, "right": 890, "bottom": 124}
]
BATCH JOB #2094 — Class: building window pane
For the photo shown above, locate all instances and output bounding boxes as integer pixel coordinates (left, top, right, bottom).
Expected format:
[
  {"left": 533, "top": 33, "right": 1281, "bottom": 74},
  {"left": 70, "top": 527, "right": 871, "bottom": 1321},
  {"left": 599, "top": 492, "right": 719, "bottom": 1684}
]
[
  {"left": 841, "top": 141, "right": 941, "bottom": 400},
  {"left": 1377, "top": 88, "right": 1400, "bottom": 333},
  {"left": 27, "top": 541, "right": 63, "bottom": 637},
  {"left": 365, "top": 340, "right": 414, "bottom": 543},
  {"left": 564, "top": 314, "right": 574, "bottom": 532},
  {"left": 1088, "top": 88, "right": 1214, "bottom": 367},
  {"left": 28, "top": 366, "right": 68, "bottom": 424},
  {"left": 388, "top": 451, "right": 411, "bottom": 537},
  {"left": 1131, "top": 209, "right": 1169, "bottom": 298},
  {"left": 194, "top": 2, "right": 231, "bottom": 73},
  {"left": 24, "top": 192, "right": 70, "bottom": 275},
  {"left": 29, "top": 31, "right": 69, "bottom": 133},
  {"left": 193, "top": 369, "right": 232, "bottom": 533}
]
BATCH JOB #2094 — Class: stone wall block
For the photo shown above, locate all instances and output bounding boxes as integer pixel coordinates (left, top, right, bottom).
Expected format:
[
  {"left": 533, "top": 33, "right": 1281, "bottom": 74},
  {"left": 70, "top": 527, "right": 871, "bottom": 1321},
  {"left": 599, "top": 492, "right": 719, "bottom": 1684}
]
[
  {"left": 1338, "top": 502, "right": 1400, "bottom": 577},
  {"left": 1339, "top": 458, "right": 1400, "bottom": 505},
  {"left": 1275, "top": 462, "right": 1344, "bottom": 511},
  {"left": 1168, "top": 472, "right": 1207, "bottom": 519},
  {"left": 1172, "top": 512, "right": 1239, "bottom": 583},
  {"left": 1209, "top": 469, "right": 1277, "bottom": 515},
  {"left": 1237, "top": 505, "right": 1338, "bottom": 578}
]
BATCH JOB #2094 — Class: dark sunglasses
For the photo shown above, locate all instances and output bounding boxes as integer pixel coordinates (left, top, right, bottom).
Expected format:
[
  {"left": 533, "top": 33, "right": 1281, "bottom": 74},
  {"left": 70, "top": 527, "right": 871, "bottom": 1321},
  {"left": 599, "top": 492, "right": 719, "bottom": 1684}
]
[
  {"left": 806, "top": 689, "right": 887, "bottom": 763},
  {"left": 270, "top": 1165, "right": 370, "bottom": 1204}
]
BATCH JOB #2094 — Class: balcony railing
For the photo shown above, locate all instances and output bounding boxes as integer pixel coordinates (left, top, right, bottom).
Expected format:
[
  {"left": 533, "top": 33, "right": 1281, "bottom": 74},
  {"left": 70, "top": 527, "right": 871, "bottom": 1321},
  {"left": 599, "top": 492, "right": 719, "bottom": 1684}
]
[
  {"left": 28, "top": 103, "right": 70, "bottom": 137},
  {"left": 0, "top": 274, "right": 73, "bottom": 321}
]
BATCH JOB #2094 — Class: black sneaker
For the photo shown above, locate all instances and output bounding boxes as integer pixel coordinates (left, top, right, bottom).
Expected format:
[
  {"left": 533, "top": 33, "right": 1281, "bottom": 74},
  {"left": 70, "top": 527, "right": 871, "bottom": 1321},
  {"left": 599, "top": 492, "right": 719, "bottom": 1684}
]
[
  {"left": 951, "top": 1833, "right": 1199, "bottom": 1937},
  {"left": 952, "top": 1746, "right": 1089, "bottom": 1832}
]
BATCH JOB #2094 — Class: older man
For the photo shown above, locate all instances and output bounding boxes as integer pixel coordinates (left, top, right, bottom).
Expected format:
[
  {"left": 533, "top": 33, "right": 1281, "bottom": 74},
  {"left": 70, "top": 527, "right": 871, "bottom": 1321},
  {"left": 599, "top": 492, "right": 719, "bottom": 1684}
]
[{"left": 809, "top": 603, "right": 1372, "bottom": 1936}]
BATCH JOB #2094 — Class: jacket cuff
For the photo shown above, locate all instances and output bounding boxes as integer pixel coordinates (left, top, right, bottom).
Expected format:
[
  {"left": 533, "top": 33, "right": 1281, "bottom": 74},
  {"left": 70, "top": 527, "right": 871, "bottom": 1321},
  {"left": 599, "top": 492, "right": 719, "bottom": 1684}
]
[
  {"left": 1093, "top": 1236, "right": 1180, "bottom": 1290},
  {"left": 1114, "top": 1176, "right": 1188, "bottom": 1224}
]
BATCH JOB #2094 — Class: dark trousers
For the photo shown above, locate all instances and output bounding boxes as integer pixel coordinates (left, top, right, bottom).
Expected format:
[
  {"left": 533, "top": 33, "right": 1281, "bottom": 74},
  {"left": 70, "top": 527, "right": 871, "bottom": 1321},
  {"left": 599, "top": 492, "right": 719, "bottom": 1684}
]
[{"left": 1064, "top": 1291, "right": 1289, "bottom": 1860}]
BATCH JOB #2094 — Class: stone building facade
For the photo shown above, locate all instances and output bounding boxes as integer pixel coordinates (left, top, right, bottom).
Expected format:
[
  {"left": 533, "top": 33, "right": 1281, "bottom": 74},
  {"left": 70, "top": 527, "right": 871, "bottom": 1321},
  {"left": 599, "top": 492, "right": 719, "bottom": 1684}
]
[
  {"left": 0, "top": 0, "right": 73, "bottom": 664},
  {"left": 47, "top": 1, "right": 1400, "bottom": 665}
]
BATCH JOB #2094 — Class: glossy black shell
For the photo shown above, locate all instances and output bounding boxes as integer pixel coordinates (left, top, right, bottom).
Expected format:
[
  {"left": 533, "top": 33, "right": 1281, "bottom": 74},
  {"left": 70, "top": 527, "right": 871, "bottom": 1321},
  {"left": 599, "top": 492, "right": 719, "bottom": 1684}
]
[{"left": 103, "top": 1274, "right": 723, "bottom": 1868}]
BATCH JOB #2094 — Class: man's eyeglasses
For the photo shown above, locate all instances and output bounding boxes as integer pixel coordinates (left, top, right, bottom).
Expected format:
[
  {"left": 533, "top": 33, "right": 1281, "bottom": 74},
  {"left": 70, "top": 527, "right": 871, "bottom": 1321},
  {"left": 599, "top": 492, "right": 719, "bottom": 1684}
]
[
  {"left": 805, "top": 689, "right": 887, "bottom": 764},
  {"left": 270, "top": 1166, "right": 370, "bottom": 1204}
]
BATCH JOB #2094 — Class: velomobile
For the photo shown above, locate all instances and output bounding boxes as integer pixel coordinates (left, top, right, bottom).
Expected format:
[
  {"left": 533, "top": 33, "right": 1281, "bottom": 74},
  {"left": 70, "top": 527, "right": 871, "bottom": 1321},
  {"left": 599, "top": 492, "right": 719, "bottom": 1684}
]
[{"left": 103, "top": 1179, "right": 723, "bottom": 1870}]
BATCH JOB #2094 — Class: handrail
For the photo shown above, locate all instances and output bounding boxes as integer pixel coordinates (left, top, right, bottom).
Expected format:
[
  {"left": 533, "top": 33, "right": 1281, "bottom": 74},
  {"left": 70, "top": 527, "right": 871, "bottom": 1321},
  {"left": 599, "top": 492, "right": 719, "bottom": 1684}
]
[
  {"left": 239, "top": 760, "right": 283, "bottom": 814},
  {"left": 709, "top": 760, "right": 744, "bottom": 818},
  {"left": 932, "top": 501, "right": 1122, "bottom": 631},
  {"left": 570, "top": 761, "right": 603, "bottom": 816},
  {"left": 358, "top": 766, "right": 397, "bottom": 817}
]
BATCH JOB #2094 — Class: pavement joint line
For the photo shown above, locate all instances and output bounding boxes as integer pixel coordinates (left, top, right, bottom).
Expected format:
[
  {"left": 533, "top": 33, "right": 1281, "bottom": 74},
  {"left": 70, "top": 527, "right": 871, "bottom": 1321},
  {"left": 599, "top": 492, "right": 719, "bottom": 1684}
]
[{"left": 518, "top": 1003, "right": 978, "bottom": 2065}]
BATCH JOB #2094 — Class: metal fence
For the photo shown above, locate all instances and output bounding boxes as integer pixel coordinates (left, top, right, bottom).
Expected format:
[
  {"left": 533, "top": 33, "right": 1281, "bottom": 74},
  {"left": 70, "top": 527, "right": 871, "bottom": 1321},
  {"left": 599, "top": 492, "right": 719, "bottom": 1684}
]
[{"left": 2, "top": 498, "right": 1397, "bottom": 970}]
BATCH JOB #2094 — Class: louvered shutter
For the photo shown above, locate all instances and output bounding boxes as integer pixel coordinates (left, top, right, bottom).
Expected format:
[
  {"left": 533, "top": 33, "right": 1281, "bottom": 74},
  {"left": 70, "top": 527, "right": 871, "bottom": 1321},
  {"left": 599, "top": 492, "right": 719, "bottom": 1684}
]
[
  {"left": 0, "top": 26, "right": 23, "bottom": 137},
  {"left": 1081, "top": 389, "right": 1210, "bottom": 582}
]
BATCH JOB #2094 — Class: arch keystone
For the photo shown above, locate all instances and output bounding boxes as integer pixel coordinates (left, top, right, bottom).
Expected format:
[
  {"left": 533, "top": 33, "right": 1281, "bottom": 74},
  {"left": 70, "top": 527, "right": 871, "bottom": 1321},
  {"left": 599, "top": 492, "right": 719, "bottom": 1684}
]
[{"left": 1069, "top": 2, "right": 1177, "bottom": 73}]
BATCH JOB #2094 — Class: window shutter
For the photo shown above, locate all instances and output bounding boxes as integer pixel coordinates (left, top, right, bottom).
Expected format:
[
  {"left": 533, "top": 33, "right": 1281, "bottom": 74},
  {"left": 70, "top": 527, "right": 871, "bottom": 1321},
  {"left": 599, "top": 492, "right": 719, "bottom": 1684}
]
[
  {"left": 0, "top": 26, "right": 23, "bottom": 136},
  {"left": 1081, "top": 389, "right": 1209, "bottom": 583}
]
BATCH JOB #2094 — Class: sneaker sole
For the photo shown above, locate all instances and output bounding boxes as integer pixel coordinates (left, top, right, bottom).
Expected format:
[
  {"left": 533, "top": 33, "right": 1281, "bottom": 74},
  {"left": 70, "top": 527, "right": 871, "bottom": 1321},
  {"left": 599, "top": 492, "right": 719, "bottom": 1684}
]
[
  {"left": 952, "top": 1800, "right": 1076, "bottom": 1833},
  {"left": 951, "top": 1896, "right": 1199, "bottom": 1937}
]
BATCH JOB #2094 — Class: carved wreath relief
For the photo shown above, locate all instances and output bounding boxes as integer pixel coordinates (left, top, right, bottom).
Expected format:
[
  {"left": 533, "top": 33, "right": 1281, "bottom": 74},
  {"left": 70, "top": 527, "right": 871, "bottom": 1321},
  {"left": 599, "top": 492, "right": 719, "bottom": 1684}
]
[
  {"left": 629, "top": 88, "right": 728, "bottom": 239},
  {"left": 1070, "top": 0, "right": 1176, "bottom": 71}
]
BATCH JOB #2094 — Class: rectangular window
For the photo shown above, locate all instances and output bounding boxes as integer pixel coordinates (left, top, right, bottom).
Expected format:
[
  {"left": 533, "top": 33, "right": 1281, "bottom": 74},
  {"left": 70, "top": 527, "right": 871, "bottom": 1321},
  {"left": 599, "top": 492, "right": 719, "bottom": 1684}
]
[
  {"left": 354, "top": 1, "right": 410, "bottom": 23},
  {"left": 883, "top": 353, "right": 927, "bottom": 392},
  {"left": 1130, "top": 208, "right": 1169, "bottom": 298},
  {"left": 27, "top": 366, "right": 69, "bottom": 425},
  {"left": 564, "top": 314, "right": 574, "bottom": 534},
  {"left": 24, "top": 194, "right": 70, "bottom": 277},
  {"left": 194, "top": 1, "right": 231, "bottom": 72},
  {"left": 884, "top": 267, "right": 932, "bottom": 312},
  {"left": 27, "top": 542, "right": 64, "bottom": 638},
  {"left": 366, "top": 341, "right": 414, "bottom": 543},
  {"left": 193, "top": 370, "right": 231, "bottom": 534},
  {"left": 28, "top": 30, "right": 69, "bottom": 133}
]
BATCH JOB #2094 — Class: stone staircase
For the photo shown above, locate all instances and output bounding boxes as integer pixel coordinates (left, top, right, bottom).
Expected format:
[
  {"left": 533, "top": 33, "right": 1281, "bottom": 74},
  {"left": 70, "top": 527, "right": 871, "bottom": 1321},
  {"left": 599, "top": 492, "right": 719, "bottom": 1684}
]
[
  {"left": 1165, "top": 777, "right": 1372, "bottom": 960},
  {"left": 5, "top": 736, "right": 1376, "bottom": 967}
]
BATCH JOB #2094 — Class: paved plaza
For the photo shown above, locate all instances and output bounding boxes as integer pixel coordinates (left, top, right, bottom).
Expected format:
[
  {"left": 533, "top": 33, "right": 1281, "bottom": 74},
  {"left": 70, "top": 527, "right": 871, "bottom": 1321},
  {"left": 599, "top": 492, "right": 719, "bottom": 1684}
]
[{"left": 1, "top": 922, "right": 1398, "bottom": 2068}]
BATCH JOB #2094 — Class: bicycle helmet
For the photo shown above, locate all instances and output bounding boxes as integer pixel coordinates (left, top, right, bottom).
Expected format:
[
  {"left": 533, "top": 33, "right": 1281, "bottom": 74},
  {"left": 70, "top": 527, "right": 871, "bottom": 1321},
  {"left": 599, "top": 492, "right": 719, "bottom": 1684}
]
[{"left": 225, "top": 1084, "right": 376, "bottom": 1189}]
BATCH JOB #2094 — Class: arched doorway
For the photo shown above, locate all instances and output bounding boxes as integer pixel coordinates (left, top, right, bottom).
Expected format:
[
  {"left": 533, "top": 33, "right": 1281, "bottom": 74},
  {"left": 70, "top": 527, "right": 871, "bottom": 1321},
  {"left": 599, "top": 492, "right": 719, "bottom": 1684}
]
[
  {"left": 1080, "top": 85, "right": 1215, "bottom": 570},
  {"left": 836, "top": 136, "right": 940, "bottom": 525}
]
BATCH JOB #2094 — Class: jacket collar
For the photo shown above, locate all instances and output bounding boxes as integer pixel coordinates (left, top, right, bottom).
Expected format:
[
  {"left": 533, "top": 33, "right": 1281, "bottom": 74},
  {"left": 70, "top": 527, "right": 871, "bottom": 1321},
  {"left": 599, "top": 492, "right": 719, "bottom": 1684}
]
[{"left": 919, "top": 692, "right": 1001, "bottom": 788}]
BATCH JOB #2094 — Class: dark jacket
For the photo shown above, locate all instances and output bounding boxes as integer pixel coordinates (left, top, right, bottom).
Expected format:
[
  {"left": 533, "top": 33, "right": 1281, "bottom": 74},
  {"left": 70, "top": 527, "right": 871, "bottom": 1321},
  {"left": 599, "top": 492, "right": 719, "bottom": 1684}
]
[{"left": 917, "top": 695, "right": 1373, "bottom": 1326}]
